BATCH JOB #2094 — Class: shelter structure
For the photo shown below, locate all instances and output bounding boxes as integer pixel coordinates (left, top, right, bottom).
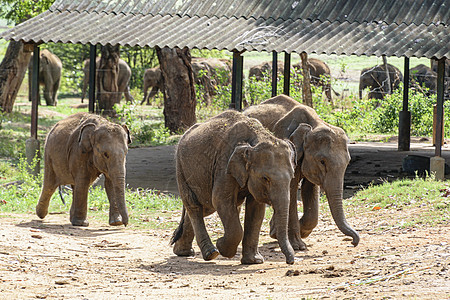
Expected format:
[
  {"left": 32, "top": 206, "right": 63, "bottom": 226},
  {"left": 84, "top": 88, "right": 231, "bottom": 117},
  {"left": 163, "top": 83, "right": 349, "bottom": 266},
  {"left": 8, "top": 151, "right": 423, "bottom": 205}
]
[{"left": 0, "top": 0, "right": 449, "bottom": 176}]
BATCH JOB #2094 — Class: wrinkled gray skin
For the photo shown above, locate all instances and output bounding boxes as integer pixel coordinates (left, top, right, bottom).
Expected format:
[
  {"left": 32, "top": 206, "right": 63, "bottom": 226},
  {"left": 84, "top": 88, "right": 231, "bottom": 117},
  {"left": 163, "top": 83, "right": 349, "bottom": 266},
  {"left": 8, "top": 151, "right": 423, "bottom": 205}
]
[
  {"left": 359, "top": 64, "right": 403, "bottom": 100},
  {"left": 244, "top": 95, "right": 359, "bottom": 251},
  {"left": 28, "top": 49, "right": 62, "bottom": 106},
  {"left": 81, "top": 58, "right": 134, "bottom": 104},
  {"left": 293, "top": 58, "right": 335, "bottom": 103},
  {"left": 171, "top": 110, "right": 296, "bottom": 264},
  {"left": 36, "top": 112, "right": 131, "bottom": 227},
  {"left": 140, "top": 67, "right": 163, "bottom": 105}
]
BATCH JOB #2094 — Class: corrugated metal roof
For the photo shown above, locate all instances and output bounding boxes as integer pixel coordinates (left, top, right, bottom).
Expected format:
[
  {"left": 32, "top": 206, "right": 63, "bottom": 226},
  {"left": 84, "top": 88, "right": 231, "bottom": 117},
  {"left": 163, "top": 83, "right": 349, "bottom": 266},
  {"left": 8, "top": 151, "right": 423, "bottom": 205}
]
[
  {"left": 0, "top": 0, "right": 449, "bottom": 59},
  {"left": 49, "top": 0, "right": 450, "bottom": 26}
]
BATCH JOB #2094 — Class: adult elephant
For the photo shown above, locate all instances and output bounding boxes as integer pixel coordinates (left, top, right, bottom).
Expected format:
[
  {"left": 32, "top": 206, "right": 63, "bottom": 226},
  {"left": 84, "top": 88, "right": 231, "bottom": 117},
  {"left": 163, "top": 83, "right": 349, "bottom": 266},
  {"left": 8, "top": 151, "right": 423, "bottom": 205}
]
[
  {"left": 28, "top": 49, "right": 62, "bottom": 106},
  {"left": 191, "top": 57, "right": 232, "bottom": 105},
  {"left": 293, "top": 58, "right": 336, "bottom": 104},
  {"left": 410, "top": 64, "right": 437, "bottom": 95},
  {"left": 171, "top": 110, "right": 296, "bottom": 264},
  {"left": 359, "top": 64, "right": 403, "bottom": 99},
  {"left": 249, "top": 60, "right": 285, "bottom": 81},
  {"left": 36, "top": 112, "right": 131, "bottom": 227},
  {"left": 140, "top": 67, "right": 163, "bottom": 105},
  {"left": 244, "top": 95, "right": 359, "bottom": 251},
  {"left": 81, "top": 57, "right": 134, "bottom": 104}
]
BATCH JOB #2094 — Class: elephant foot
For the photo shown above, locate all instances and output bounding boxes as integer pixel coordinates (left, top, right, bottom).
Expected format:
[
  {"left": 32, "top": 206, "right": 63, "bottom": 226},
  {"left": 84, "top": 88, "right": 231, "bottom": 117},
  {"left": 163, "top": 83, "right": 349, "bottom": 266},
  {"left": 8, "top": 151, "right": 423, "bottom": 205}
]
[
  {"left": 36, "top": 204, "right": 48, "bottom": 219},
  {"left": 202, "top": 247, "right": 219, "bottom": 261},
  {"left": 241, "top": 252, "right": 264, "bottom": 264},
  {"left": 71, "top": 219, "right": 89, "bottom": 227},
  {"left": 216, "top": 237, "right": 238, "bottom": 258},
  {"left": 290, "top": 236, "right": 307, "bottom": 251},
  {"left": 173, "top": 243, "right": 195, "bottom": 257},
  {"left": 109, "top": 215, "right": 124, "bottom": 226},
  {"left": 300, "top": 227, "right": 313, "bottom": 239}
]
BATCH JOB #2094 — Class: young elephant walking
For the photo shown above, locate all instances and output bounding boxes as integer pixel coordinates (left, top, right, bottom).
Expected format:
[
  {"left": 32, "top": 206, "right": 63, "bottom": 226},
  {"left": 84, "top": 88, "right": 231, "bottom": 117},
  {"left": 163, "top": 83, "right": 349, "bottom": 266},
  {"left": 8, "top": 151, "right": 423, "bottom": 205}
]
[
  {"left": 36, "top": 112, "right": 131, "bottom": 227},
  {"left": 171, "top": 110, "right": 296, "bottom": 264},
  {"left": 244, "top": 95, "right": 359, "bottom": 251}
]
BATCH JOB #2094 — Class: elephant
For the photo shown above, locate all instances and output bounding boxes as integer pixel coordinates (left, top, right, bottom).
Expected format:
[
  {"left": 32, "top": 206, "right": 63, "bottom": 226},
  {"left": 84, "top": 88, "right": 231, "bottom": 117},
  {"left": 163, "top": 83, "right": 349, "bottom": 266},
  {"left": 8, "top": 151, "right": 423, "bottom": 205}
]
[
  {"left": 359, "top": 63, "right": 403, "bottom": 100},
  {"left": 191, "top": 57, "right": 232, "bottom": 105},
  {"left": 171, "top": 110, "right": 296, "bottom": 264},
  {"left": 81, "top": 57, "right": 134, "bottom": 104},
  {"left": 28, "top": 49, "right": 62, "bottom": 106},
  {"left": 36, "top": 112, "right": 131, "bottom": 227},
  {"left": 249, "top": 60, "right": 285, "bottom": 81},
  {"left": 430, "top": 59, "right": 450, "bottom": 99},
  {"left": 140, "top": 67, "right": 163, "bottom": 105},
  {"left": 244, "top": 95, "right": 359, "bottom": 251},
  {"left": 410, "top": 64, "right": 437, "bottom": 95},
  {"left": 293, "top": 58, "right": 337, "bottom": 103},
  {"left": 431, "top": 59, "right": 450, "bottom": 77}
]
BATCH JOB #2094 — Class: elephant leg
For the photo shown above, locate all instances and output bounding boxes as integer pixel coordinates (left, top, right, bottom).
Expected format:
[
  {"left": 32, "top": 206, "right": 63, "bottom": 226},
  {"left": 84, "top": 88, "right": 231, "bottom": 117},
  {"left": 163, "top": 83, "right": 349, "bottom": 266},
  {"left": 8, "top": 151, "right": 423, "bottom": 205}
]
[
  {"left": 123, "top": 85, "right": 134, "bottom": 103},
  {"left": 299, "top": 179, "right": 320, "bottom": 239},
  {"left": 147, "top": 87, "right": 159, "bottom": 104},
  {"left": 215, "top": 195, "right": 243, "bottom": 258},
  {"left": 186, "top": 206, "right": 219, "bottom": 261},
  {"left": 36, "top": 165, "right": 58, "bottom": 219},
  {"left": 52, "top": 79, "right": 60, "bottom": 106},
  {"left": 241, "top": 194, "right": 265, "bottom": 264},
  {"left": 104, "top": 177, "right": 123, "bottom": 226},
  {"left": 70, "top": 180, "right": 90, "bottom": 227},
  {"left": 172, "top": 207, "right": 195, "bottom": 257},
  {"left": 325, "top": 84, "right": 333, "bottom": 105}
]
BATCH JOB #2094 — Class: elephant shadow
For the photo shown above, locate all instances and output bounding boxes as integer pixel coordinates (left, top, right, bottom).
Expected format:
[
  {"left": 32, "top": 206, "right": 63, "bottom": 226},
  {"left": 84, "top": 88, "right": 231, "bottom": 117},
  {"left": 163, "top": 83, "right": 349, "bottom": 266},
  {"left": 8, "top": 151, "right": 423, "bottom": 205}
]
[
  {"left": 141, "top": 241, "right": 320, "bottom": 276},
  {"left": 16, "top": 218, "right": 124, "bottom": 238}
]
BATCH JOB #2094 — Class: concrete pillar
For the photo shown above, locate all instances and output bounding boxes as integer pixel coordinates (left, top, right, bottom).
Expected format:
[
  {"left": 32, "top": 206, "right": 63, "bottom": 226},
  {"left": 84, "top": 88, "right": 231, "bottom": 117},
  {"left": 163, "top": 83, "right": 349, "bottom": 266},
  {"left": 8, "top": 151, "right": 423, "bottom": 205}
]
[
  {"left": 26, "top": 138, "right": 40, "bottom": 177},
  {"left": 430, "top": 156, "right": 445, "bottom": 180}
]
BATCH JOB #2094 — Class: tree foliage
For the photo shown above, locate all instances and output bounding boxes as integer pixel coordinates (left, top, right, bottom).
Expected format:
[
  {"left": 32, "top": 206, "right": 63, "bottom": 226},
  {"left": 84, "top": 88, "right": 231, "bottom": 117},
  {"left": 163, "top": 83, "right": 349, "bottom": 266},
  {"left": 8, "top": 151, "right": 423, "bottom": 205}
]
[{"left": 0, "top": 0, "right": 53, "bottom": 25}]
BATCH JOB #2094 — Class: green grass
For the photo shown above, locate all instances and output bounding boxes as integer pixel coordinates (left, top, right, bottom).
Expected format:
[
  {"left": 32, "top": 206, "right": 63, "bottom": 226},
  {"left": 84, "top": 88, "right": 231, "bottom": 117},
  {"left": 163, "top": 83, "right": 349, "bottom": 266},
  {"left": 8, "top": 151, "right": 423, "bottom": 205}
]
[{"left": 344, "top": 177, "right": 450, "bottom": 228}]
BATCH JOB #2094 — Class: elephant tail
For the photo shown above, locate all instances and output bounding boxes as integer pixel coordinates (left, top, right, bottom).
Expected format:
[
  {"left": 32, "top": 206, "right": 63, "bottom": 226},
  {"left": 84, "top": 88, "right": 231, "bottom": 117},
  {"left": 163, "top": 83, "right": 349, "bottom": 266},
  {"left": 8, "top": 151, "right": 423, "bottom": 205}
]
[{"left": 170, "top": 206, "right": 187, "bottom": 245}]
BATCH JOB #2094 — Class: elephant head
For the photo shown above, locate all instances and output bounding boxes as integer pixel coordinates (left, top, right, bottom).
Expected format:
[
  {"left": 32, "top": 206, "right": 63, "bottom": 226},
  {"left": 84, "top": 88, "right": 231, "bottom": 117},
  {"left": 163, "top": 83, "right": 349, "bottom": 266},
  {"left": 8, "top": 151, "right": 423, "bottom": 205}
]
[
  {"left": 227, "top": 140, "right": 296, "bottom": 264},
  {"left": 274, "top": 110, "right": 359, "bottom": 247},
  {"left": 78, "top": 122, "right": 131, "bottom": 226}
]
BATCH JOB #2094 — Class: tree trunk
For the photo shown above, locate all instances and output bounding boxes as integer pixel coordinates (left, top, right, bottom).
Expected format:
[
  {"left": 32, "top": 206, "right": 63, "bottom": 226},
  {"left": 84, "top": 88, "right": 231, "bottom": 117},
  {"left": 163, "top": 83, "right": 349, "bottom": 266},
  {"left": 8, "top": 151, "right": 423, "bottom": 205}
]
[
  {"left": 300, "top": 52, "right": 313, "bottom": 107},
  {"left": 156, "top": 47, "right": 196, "bottom": 133},
  {"left": 0, "top": 41, "right": 32, "bottom": 113},
  {"left": 382, "top": 55, "right": 391, "bottom": 95},
  {"left": 97, "top": 44, "right": 120, "bottom": 116}
]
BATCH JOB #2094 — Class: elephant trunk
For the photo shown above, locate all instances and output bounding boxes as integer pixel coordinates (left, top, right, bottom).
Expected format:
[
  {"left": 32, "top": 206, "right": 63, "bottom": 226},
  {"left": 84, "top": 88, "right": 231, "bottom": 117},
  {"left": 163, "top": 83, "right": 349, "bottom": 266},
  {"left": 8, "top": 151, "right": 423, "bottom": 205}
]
[
  {"left": 106, "top": 173, "right": 129, "bottom": 226},
  {"left": 272, "top": 191, "right": 295, "bottom": 264},
  {"left": 114, "top": 177, "right": 129, "bottom": 226},
  {"left": 326, "top": 187, "right": 359, "bottom": 246}
]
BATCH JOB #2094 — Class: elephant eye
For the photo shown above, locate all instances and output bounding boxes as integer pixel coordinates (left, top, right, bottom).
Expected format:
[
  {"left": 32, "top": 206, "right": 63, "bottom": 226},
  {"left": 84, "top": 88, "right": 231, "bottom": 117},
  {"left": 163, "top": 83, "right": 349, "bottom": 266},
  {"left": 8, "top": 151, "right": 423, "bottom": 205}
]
[
  {"left": 103, "top": 152, "right": 109, "bottom": 158},
  {"left": 320, "top": 159, "right": 326, "bottom": 165},
  {"left": 262, "top": 176, "right": 271, "bottom": 184}
]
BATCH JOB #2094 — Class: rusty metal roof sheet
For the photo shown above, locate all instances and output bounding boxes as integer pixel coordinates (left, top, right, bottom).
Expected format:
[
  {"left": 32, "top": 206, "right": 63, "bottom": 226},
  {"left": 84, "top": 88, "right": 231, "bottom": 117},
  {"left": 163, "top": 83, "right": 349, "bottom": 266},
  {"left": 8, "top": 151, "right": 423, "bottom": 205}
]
[{"left": 1, "top": 0, "right": 449, "bottom": 59}]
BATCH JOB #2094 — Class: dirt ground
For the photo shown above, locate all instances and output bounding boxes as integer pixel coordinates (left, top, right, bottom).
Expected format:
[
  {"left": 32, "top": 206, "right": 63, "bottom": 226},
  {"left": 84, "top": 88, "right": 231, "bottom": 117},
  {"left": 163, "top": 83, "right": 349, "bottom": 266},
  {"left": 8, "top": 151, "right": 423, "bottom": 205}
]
[{"left": 1, "top": 140, "right": 450, "bottom": 299}]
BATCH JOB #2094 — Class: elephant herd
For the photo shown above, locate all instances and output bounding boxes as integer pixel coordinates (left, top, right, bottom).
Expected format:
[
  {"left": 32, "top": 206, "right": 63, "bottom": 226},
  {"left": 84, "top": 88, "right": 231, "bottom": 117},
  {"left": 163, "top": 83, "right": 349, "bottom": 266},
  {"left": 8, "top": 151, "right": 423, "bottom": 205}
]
[
  {"left": 359, "top": 61, "right": 450, "bottom": 100},
  {"left": 37, "top": 94, "right": 359, "bottom": 265},
  {"left": 30, "top": 49, "right": 449, "bottom": 108}
]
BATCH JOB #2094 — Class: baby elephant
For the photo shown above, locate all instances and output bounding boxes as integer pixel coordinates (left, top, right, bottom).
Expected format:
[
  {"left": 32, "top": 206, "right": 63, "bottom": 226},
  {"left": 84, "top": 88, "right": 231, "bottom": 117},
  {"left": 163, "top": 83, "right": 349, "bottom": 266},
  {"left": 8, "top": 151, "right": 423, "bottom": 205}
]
[
  {"left": 36, "top": 112, "right": 131, "bottom": 227},
  {"left": 171, "top": 110, "right": 296, "bottom": 264}
]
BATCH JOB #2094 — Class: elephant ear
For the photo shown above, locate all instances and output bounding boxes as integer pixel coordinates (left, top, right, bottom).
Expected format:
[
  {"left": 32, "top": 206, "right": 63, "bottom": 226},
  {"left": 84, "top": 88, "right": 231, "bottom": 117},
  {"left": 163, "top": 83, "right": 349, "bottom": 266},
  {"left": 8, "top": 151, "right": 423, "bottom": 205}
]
[
  {"left": 227, "top": 144, "right": 251, "bottom": 188},
  {"left": 273, "top": 107, "right": 303, "bottom": 139},
  {"left": 122, "top": 124, "right": 132, "bottom": 144},
  {"left": 288, "top": 123, "right": 312, "bottom": 162},
  {"left": 78, "top": 123, "right": 96, "bottom": 153}
]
